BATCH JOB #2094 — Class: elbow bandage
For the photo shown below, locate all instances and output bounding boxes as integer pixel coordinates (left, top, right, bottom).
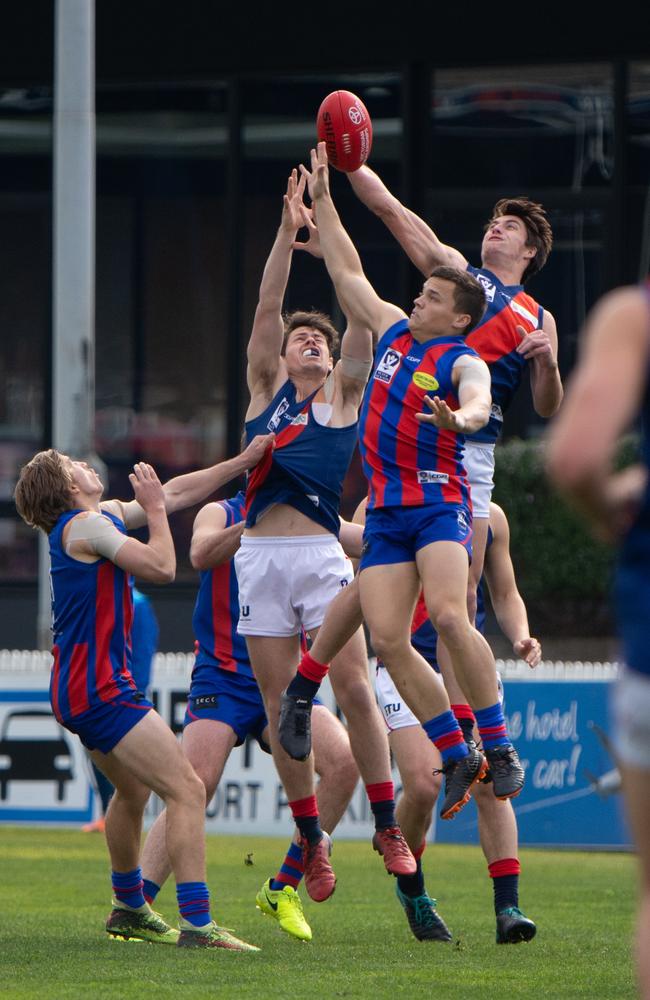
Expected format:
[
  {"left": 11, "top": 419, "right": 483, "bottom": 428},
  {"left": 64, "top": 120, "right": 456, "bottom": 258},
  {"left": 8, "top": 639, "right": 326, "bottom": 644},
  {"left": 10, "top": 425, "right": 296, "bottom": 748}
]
[{"left": 340, "top": 354, "right": 373, "bottom": 382}]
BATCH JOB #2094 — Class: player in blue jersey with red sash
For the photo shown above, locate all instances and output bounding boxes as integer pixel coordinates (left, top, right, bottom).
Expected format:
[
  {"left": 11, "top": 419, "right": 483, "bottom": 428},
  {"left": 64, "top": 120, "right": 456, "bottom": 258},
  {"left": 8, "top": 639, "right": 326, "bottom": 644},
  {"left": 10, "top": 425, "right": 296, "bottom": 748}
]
[
  {"left": 347, "top": 166, "right": 562, "bottom": 629},
  {"left": 547, "top": 282, "right": 650, "bottom": 995},
  {"left": 14, "top": 439, "right": 271, "bottom": 951},
  {"left": 138, "top": 490, "right": 359, "bottom": 942},
  {"left": 294, "top": 142, "right": 525, "bottom": 820},
  {"left": 371, "top": 500, "right": 540, "bottom": 944},
  {"left": 235, "top": 169, "right": 416, "bottom": 903}
]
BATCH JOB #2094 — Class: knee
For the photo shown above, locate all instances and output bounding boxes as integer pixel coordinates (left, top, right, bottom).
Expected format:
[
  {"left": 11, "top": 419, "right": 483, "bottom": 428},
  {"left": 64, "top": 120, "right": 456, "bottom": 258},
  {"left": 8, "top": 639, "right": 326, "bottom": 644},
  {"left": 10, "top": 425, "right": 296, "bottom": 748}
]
[
  {"left": 173, "top": 765, "right": 207, "bottom": 812},
  {"left": 370, "top": 630, "right": 408, "bottom": 664},
  {"left": 112, "top": 783, "right": 151, "bottom": 814},
  {"left": 329, "top": 753, "right": 359, "bottom": 798},
  {"left": 432, "top": 605, "right": 468, "bottom": 645},
  {"left": 334, "top": 677, "right": 374, "bottom": 718},
  {"left": 401, "top": 774, "right": 439, "bottom": 816}
]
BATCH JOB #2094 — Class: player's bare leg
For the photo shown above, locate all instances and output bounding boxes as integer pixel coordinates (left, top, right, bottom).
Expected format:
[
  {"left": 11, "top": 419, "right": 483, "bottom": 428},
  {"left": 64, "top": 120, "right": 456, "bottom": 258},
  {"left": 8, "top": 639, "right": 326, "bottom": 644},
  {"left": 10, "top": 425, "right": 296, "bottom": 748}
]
[
  {"left": 389, "top": 724, "right": 450, "bottom": 940},
  {"left": 329, "top": 625, "right": 415, "bottom": 875},
  {"left": 619, "top": 764, "right": 650, "bottom": 997},
  {"left": 417, "top": 541, "right": 524, "bottom": 803},
  {"left": 248, "top": 634, "right": 336, "bottom": 901},
  {"left": 359, "top": 561, "right": 485, "bottom": 820}
]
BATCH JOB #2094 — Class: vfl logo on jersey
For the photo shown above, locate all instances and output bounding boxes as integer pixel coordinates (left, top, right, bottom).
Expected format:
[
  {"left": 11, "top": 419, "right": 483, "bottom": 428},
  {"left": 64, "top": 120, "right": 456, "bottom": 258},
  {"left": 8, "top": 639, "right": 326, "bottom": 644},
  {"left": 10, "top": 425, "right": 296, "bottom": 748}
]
[
  {"left": 374, "top": 348, "right": 402, "bottom": 384},
  {"left": 476, "top": 273, "right": 496, "bottom": 302},
  {"left": 417, "top": 470, "right": 449, "bottom": 485},
  {"left": 267, "top": 397, "right": 290, "bottom": 432},
  {"left": 291, "top": 413, "right": 308, "bottom": 426},
  {"left": 412, "top": 371, "right": 439, "bottom": 392}
]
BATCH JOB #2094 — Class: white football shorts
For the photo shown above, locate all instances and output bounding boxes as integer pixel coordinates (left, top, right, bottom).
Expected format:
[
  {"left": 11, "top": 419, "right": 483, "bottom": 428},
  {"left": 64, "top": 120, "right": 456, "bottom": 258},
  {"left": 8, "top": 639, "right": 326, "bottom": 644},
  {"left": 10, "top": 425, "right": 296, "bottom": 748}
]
[
  {"left": 234, "top": 534, "right": 353, "bottom": 637},
  {"left": 611, "top": 666, "right": 650, "bottom": 769},
  {"left": 463, "top": 440, "right": 496, "bottom": 519}
]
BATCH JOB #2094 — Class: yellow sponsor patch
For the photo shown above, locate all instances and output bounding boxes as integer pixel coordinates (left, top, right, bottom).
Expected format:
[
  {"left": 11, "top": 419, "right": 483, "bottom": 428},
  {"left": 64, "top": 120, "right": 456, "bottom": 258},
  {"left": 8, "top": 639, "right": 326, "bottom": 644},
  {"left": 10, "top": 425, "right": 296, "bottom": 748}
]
[{"left": 412, "top": 371, "right": 439, "bottom": 391}]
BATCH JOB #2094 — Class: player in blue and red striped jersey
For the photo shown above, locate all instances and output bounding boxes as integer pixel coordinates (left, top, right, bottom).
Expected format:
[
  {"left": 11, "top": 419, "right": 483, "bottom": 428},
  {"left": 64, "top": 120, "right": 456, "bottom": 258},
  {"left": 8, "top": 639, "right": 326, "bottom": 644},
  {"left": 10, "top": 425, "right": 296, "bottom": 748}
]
[
  {"left": 236, "top": 168, "right": 416, "bottom": 903},
  {"left": 138, "top": 490, "right": 359, "bottom": 942},
  {"left": 14, "top": 439, "right": 271, "bottom": 951},
  {"left": 293, "top": 142, "right": 525, "bottom": 819},
  {"left": 347, "top": 167, "right": 562, "bottom": 629}
]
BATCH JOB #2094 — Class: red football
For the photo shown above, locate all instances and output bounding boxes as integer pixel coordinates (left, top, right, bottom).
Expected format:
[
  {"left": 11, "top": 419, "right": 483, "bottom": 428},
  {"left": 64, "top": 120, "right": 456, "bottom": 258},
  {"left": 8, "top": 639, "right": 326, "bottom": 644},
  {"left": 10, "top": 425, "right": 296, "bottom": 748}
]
[{"left": 316, "top": 90, "right": 373, "bottom": 173}]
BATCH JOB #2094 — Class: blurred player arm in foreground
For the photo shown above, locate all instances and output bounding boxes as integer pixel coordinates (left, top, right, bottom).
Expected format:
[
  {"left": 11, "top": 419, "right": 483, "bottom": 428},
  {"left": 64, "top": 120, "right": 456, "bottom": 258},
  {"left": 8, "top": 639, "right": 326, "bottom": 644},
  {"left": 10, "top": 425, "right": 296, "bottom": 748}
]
[
  {"left": 483, "top": 503, "right": 541, "bottom": 668},
  {"left": 546, "top": 286, "right": 649, "bottom": 542}
]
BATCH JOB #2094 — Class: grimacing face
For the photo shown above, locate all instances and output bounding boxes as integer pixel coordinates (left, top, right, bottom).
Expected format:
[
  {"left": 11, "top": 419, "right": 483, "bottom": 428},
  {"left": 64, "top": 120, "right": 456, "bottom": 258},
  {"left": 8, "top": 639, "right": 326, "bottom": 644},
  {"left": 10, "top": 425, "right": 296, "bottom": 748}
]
[{"left": 284, "top": 326, "right": 333, "bottom": 376}]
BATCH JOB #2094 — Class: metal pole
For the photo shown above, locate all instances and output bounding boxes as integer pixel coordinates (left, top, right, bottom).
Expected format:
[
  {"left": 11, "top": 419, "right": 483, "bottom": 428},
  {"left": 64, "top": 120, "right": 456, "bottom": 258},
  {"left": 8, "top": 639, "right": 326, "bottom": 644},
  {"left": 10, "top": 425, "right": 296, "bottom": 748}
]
[{"left": 38, "top": 0, "right": 96, "bottom": 649}]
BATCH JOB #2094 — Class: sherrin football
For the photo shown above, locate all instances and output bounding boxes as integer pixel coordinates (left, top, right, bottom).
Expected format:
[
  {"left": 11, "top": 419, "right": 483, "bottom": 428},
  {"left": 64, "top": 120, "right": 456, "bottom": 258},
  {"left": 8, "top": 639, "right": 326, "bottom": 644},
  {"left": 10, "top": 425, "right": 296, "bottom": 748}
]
[{"left": 316, "top": 90, "right": 373, "bottom": 173}]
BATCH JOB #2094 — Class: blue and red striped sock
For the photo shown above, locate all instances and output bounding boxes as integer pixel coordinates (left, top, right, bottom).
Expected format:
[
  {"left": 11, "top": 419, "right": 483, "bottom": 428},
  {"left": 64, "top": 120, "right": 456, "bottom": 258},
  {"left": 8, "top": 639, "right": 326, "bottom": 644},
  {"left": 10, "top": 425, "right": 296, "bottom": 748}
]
[
  {"left": 112, "top": 867, "right": 146, "bottom": 910},
  {"left": 176, "top": 881, "right": 212, "bottom": 928},
  {"left": 366, "top": 781, "right": 396, "bottom": 830},
  {"left": 423, "top": 711, "right": 469, "bottom": 764},
  {"left": 451, "top": 703, "right": 477, "bottom": 745},
  {"left": 142, "top": 878, "right": 161, "bottom": 905},
  {"left": 475, "top": 703, "right": 510, "bottom": 749},
  {"left": 270, "top": 841, "right": 305, "bottom": 891}
]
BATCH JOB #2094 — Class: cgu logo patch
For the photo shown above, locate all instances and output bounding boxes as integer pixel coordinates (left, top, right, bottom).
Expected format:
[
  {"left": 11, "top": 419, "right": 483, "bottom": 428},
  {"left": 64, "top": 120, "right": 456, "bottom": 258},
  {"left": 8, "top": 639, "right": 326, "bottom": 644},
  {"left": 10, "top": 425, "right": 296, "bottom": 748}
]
[{"left": 412, "top": 371, "right": 439, "bottom": 392}]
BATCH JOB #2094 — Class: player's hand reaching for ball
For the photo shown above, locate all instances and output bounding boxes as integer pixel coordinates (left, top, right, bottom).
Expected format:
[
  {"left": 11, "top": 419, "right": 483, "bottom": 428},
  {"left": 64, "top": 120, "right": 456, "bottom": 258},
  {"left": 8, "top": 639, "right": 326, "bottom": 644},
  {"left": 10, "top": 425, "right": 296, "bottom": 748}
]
[
  {"left": 281, "top": 169, "right": 308, "bottom": 234},
  {"left": 416, "top": 395, "right": 466, "bottom": 432},
  {"left": 300, "top": 143, "right": 330, "bottom": 202},
  {"left": 129, "top": 463, "right": 166, "bottom": 512},
  {"left": 293, "top": 205, "right": 323, "bottom": 258}
]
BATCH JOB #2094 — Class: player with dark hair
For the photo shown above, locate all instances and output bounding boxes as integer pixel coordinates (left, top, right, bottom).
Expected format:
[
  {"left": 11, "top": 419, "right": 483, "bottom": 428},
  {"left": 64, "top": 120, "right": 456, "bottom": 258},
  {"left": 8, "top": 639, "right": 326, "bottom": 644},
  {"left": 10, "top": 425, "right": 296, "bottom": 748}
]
[
  {"left": 235, "top": 169, "right": 415, "bottom": 903},
  {"left": 547, "top": 282, "right": 650, "bottom": 995},
  {"left": 283, "top": 144, "right": 524, "bottom": 825},
  {"left": 139, "top": 490, "right": 359, "bottom": 942},
  {"left": 14, "top": 439, "right": 270, "bottom": 950},
  {"left": 345, "top": 168, "right": 562, "bottom": 630}
]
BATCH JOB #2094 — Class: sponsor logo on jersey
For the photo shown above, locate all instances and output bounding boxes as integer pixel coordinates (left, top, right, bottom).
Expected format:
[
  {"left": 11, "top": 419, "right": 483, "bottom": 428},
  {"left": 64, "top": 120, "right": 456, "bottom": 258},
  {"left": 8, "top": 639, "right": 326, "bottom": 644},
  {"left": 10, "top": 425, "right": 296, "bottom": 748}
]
[
  {"left": 193, "top": 694, "right": 218, "bottom": 709},
  {"left": 476, "top": 273, "right": 496, "bottom": 302},
  {"left": 490, "top": 403, "right": 504, "bottom": 422},
  {"left": 307, "top": 494, "right": 320, "bottom": 506},
  {"left": 267, "top": 397, "right": 290, "bottom": 432},
  {"left": 417, "top": 470, "right": 449, "bottom": 485},
  {"left": 412, "top": 371, "right": 439, "bottom": 392},
  {"left": 374, "top": 348, "right": 402, "bottom": 384},
  {"left": 383, "top": 702, "right": 402, "bottom": 716},
  {"left": 291, "top": 413, "right": 308, "bottom": 426}
]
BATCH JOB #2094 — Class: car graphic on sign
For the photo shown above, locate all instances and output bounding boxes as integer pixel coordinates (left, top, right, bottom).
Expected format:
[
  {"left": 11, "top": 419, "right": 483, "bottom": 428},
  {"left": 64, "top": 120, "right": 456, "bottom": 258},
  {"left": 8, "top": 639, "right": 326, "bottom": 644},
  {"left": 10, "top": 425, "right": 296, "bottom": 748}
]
[{"left": 0, "top": 709, "right": 74, "bottom": 801}]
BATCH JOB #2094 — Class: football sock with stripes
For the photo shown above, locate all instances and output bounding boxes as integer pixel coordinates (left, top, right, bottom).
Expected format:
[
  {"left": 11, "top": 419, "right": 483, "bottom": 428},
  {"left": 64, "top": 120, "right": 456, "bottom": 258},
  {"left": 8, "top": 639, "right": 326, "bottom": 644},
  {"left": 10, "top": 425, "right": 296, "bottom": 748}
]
[
  {"left": 112, "top": 867, "right": 146, "bottom": 910},
  {"left": 475, "top": 703, "right": 510, "bottom": 749},
  {"left": 423, "top": 711, "right": 469, "bottom": 763},
  {"left": 270, "top": 841, "right": 305, "bottom": 891},
  {"left": 289, "top": 794, "right": 323, "bottom": 846},
  {"left": 176, "top": 881, "right": 212, "bottom": 927}
]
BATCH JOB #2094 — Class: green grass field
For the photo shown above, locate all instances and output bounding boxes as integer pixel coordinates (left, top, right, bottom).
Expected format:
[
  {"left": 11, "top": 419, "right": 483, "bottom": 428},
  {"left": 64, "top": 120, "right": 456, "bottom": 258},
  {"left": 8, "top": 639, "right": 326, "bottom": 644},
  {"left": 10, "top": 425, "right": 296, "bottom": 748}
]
[{"left": 0, "top": 827, "right": 638, "bottom": 999}]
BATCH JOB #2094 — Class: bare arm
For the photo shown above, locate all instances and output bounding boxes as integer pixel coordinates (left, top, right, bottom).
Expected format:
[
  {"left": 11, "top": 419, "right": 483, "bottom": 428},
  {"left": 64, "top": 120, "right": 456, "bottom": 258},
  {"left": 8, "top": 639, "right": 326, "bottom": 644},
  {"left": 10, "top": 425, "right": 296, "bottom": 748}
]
[
  {"left": 246, "top": 170, "right": 307, "bottom": 394},
  {"left": 190, "top": 502, "right": 245, "bottom": 570},
  {"left": 546, "top": 286, "right": 649, "bottom": 540},
  {"left": 348, "top": 165, "right": 467, "bottom": 276},
  {"left": 113, "top": 464, "right": 175, "bottom": 583},
  {"left": 517, "top": 312, "right": 563, "bottom": 418},
  {"left": 416, "top": 354, "right": 491, "bottom": 434},
  {"left": 102, "top": 434, "right": 273, "bottom": 529},
  {"left": 483, "top": 504, "right": 541, "bottom": 668},
  {"left": 302, "top": 144, "right": 404, "bottom": 335}
]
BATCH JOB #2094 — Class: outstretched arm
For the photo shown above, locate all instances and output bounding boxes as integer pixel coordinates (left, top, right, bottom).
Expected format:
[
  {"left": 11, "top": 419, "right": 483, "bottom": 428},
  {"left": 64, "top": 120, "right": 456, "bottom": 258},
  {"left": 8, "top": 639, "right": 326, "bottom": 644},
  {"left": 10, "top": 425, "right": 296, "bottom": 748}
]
[
  {"left": 348, "top": 166, "right": 467, "bottom": 276},
  {"left": 246, "top": 170, "right": 307, "bottom": 394},
  {"left": 416, "top": 354, "right": 491, "bottom": 434},
  {"left": 102, "top": 434, "right": 273, "bottom": 529},
  {"left": 483, "top": 503, "right": 541, "bottom": 668},
  {"left": 301, "top": 143, "right": 404, "bottom": 335},
  {"left": 546, "top": 286, "right": 649, "bottom": 541}
]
